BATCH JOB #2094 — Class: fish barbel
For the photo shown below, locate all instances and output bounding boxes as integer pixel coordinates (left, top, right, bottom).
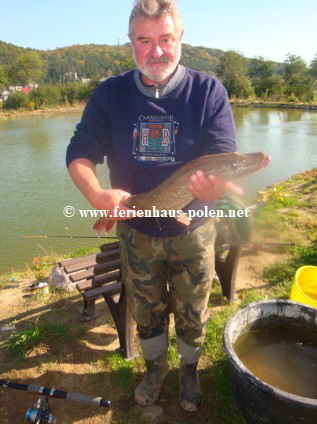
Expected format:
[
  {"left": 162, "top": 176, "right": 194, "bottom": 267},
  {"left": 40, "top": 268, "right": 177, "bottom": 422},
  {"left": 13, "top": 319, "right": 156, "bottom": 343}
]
[{"left": 93, "top": 151, "right": 269, "bottom": 233}]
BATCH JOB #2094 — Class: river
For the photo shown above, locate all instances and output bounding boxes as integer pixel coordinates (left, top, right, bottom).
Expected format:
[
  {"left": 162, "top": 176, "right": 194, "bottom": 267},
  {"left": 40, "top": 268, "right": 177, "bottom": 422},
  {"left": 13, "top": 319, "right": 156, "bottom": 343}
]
[{"left": 0, "top": 108, "right": 316, "bottom": 274}]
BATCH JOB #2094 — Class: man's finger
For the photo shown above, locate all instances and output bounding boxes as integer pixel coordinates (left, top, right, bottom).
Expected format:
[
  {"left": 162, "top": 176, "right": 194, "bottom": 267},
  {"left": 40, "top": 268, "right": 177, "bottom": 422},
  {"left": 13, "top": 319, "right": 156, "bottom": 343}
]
[{"left": 225, "top": 181, "right": 244, "bottom": 195}]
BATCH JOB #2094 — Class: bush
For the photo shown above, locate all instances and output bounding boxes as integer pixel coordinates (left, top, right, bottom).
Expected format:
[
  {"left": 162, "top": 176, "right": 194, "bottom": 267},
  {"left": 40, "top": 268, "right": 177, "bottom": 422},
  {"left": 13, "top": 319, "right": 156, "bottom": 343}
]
[
  {"left": 61, "top": 83, "right": 78, "bottom": 105},
  {"left": 30, "top": 85, "right": 63, "bottom": 108},
  {"left": 4, "top": 91, "right": 29, "bottom": 110},
  {"left": 76, "top": 80, "right": 99, "bottom": 101}
]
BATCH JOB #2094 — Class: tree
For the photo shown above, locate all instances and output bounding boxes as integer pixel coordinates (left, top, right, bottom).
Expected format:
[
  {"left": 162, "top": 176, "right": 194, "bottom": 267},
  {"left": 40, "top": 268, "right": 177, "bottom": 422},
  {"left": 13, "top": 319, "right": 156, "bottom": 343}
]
[
  {"left": 120, "top": 54, "right": 136, "bottom": 72},
  {"left": 217, "top": 51, "right": 253, "bottom": 98},
  {"left": 15, "top": 51, "right": 44, "bottom": 85},
  {"left": 248, "top": 57, "right": 273, "bottom": 80},
  {"left": 247, "top": 57, "right": 286, "bottom": 99},
  {"left": 0, "top": 64, "right": 9, "bottom": 91},
  {"left": 309, "top": 54, "right": 317, "bottom": 83},
  {"left": 283, "top": 54, "right": 313, "bottom": 100}
]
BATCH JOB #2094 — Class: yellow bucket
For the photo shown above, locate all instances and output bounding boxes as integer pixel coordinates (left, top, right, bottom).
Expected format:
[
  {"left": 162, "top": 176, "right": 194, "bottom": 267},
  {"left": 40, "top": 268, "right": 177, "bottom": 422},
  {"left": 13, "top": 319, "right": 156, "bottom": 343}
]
[{"left": 290, "top": 265, "right": 317, "bottom": 308}]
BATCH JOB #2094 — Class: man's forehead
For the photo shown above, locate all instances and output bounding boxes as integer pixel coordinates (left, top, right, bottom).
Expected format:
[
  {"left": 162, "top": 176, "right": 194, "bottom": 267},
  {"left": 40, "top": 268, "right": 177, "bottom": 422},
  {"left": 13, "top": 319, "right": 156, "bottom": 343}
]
[{"left": 131, "top": 15, "right": 178, "bottom": 37}]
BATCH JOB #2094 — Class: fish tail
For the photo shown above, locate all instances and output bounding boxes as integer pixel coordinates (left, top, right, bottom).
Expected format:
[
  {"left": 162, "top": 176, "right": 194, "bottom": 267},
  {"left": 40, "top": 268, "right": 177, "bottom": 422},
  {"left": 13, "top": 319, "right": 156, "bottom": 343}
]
[{"left": 93, "top": 217, "right": 115, "bottom": 234}]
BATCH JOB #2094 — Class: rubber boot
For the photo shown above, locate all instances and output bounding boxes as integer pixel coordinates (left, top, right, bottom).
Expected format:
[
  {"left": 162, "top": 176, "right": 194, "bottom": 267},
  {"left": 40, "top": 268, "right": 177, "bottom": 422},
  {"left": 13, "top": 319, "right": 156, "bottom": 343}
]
[
  {"left": 177, "top": 336, "right": 203, "bottom": 411},
  {"left": 134, "top": 334, "right": 169, "bottom": 406}
]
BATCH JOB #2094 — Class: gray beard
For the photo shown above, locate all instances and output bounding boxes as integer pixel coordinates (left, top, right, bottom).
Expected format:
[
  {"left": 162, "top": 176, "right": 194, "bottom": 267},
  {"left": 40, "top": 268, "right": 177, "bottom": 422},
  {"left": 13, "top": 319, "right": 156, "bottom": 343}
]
[{"left": 133, "top": 46, "right": 182, "bottom": 84}]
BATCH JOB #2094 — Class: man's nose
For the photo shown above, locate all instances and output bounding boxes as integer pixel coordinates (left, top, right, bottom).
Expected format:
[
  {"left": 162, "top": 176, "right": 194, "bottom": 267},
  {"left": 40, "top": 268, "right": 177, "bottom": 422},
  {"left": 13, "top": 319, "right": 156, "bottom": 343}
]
[{"left": 151, "top": 43, "right": 163, "bottom": 57}]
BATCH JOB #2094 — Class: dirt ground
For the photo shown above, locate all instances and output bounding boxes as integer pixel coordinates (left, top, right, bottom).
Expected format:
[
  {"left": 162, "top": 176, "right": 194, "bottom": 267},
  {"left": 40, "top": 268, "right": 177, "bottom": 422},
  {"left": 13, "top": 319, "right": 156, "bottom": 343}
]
[{"left": 0, "top": 247, "right": 283, "bottom": 424}]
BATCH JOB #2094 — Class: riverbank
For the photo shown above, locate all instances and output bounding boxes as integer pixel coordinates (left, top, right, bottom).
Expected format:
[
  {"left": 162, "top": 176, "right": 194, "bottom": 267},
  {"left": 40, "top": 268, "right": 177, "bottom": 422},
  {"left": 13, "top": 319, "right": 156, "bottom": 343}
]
[
  {"left": 0, "top": 105, "right": 84, "bottom": 119},
  {"left": 230, "top": 100, "right": 317, "bottom": 110},
  {"left": 1, "top": 100, "right": 317, "bottom": 119}
]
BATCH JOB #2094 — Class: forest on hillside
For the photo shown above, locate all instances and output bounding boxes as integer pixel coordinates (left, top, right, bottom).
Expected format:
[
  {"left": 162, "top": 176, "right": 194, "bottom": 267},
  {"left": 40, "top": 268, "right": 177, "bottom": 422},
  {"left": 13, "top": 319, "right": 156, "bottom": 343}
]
[{"left": 0, "top": 40, "right": 316, "bottom": 110}]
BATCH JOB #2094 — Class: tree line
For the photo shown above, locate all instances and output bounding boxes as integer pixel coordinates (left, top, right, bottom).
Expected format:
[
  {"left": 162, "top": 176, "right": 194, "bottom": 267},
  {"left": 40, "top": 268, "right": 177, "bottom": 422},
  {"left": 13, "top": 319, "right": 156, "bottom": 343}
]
[{"left": 0, "top": 40, "right": 316, "bottom": 110}]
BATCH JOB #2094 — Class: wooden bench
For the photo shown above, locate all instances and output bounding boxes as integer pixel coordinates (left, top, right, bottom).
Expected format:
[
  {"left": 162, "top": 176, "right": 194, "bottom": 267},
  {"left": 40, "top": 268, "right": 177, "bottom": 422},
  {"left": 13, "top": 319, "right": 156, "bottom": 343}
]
[{"left": 58, "top": 240, "right": 241, "bottom": 360}]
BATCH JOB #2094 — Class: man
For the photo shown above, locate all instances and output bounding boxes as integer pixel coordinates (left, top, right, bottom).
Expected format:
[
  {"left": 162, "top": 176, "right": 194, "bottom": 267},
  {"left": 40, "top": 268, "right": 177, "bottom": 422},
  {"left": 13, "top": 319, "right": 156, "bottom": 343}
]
[{"left": 66, "top": 0, "right": 237, "bottom": 411}]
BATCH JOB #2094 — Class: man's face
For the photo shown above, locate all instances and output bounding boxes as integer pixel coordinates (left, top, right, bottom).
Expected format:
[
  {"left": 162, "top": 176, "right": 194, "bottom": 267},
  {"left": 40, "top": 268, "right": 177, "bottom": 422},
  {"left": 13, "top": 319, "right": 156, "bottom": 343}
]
[{"left": 130, "top": 15, "right": 183, "bottom": 85}]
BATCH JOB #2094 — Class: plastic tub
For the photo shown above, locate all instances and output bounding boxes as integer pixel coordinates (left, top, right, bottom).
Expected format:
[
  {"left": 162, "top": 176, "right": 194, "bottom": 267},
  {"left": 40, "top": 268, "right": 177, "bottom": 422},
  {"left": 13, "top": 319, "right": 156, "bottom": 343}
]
[
  {"left": 223, "top": 299, "right": 317, "bottom": 424},
  {"left": 290, "top": 266, "right": 317, "bottom": 308}
]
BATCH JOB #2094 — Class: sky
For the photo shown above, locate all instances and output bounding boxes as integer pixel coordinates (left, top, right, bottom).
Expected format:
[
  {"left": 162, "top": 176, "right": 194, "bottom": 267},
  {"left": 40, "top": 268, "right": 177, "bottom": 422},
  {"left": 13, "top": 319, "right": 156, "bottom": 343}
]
[{"left": 1, "top": 0, "right": 316, "bottom": 64}]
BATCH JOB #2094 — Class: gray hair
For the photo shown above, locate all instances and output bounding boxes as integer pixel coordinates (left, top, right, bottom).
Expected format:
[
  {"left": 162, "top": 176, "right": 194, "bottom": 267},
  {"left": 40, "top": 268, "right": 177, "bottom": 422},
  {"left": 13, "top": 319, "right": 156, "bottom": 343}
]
[{"left": 129, "top": 0, "right": 183, "bottom": 37}]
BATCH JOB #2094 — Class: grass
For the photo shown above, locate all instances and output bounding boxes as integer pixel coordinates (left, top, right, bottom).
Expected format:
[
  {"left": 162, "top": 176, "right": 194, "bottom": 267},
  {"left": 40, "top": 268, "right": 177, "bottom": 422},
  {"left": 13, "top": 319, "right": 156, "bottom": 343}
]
[
  {"left": 167, "top": 332, "right": 180, "bottom": 367},
  {"left": 107, "top": 353, "right": 135, "bottom": 394},
  {"left": 254, "top": 169, "right": 317, "bottom": 242},
  {"left": 263, "top": 243, "right": 317, "bottom": 287},
  {"left": 4, "top": 320, "right": 86, "bottom": 359}
]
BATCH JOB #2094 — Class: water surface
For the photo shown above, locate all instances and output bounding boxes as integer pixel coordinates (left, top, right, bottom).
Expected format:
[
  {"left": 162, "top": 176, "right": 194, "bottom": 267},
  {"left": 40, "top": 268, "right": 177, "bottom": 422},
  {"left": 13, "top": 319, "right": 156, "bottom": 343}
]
[
  {"left": 234, "top": 320, "right": 317, "bottom": 398},
  {"left": 1, "top": 108, "right": 316, "bottom": 273}
]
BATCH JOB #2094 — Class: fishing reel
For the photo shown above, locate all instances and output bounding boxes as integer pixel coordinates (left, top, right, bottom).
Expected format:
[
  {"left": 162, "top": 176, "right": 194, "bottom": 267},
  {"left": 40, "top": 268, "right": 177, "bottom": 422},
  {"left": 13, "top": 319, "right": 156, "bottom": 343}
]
[{"left": 25, "top": 396, "right": 56, "bottom": 424}]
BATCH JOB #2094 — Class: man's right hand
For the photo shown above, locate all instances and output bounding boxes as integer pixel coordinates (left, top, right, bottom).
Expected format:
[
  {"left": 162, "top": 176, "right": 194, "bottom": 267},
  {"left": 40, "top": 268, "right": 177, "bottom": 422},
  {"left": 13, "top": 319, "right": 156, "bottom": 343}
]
[
  {"left": 68, "top": 158, "right": 134, "bottom": 221},
  {"left": 88, "top": 188, "right": 135, "bottom": 221}
]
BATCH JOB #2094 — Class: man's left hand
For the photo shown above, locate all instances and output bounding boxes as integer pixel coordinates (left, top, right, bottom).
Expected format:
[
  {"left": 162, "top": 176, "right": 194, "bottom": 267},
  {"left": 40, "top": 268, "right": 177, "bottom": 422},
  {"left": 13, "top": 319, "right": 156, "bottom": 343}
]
[{"left": 188, "top": 171, "right": 243, "bottom": 202}]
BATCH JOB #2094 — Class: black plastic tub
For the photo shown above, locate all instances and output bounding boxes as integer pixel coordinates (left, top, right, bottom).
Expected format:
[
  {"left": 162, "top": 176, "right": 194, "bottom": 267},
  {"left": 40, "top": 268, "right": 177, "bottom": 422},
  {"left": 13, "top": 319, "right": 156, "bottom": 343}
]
[{"left": 223, "top": 299, "right": 317, "bottom": 424}]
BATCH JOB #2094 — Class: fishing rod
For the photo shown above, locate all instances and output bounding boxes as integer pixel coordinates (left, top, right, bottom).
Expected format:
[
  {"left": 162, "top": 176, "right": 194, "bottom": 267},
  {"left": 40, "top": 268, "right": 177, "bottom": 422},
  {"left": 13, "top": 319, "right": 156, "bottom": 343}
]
[
  {"left": 0, "top": 379, "right": 111, "bottom": 423},
  {"left": 20, "top": 235, "right": 118, "bottom": 239}
]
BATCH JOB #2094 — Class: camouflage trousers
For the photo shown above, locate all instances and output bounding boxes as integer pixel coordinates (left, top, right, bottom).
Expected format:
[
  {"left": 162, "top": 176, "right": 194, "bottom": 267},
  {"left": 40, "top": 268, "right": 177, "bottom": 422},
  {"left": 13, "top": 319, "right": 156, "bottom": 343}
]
[{"left": 116, "top": 219, "right": 216, "bottom": 347}]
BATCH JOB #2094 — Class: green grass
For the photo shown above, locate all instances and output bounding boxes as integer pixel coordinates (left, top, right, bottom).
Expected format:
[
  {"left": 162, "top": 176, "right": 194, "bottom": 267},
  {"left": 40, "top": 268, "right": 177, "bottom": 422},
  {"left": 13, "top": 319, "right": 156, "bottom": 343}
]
[
  {"left": 263, "top": 243, "right": 317, "bottom": 287},
  {"left": 72, "top": 246, "right": 101, "bottom": 257},
  {"left": 203, "top": 305, "right": 247, "bottom": 423},
  {"left": 167, "top": 332, "right": 179, "bottom": 367},
  {"left": 253, "top": 172, "right": 316, "bottom": 242},
  {"left": 4, "top": 320, "right": 86, "bottom": 358},
  {"left": 105, "top": 352, "right": 136, "bottom": 394},
  {"left": 240, "top": 289, "right": 266, "bottom": 307},
  {"left": 204, "top": 305, "right": 237, "bottom": 359}
]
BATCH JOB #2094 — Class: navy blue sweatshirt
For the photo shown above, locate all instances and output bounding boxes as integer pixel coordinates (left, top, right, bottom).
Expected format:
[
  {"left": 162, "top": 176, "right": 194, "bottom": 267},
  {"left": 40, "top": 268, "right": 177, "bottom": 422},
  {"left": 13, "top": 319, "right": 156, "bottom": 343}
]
[{"left": 66, "top": 66, "right": 237, "bottom": 236}]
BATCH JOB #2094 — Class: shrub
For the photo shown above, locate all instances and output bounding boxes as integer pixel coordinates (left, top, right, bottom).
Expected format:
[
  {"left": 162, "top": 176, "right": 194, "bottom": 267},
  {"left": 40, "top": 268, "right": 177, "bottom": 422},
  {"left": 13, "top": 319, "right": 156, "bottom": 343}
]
[
  {"left": 28, "top": 101, "right": 35, "bottom": 110},
  {"left": 4, "top": 92, "right": 29, "bottom": 110},
  {"left": 30, "top": 85, "right": 63, "bottom": 108}
]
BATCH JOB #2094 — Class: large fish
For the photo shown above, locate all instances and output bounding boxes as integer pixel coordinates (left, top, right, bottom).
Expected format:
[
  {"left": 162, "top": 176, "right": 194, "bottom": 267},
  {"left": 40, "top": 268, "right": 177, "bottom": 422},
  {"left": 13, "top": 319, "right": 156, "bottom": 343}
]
[{"left": 93, "top": 151, "right": 270, "bottom": 233}]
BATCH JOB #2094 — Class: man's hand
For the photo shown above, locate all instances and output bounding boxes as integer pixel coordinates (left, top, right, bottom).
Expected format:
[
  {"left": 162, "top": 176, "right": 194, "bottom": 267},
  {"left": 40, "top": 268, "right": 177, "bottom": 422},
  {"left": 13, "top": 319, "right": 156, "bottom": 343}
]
[
  {"left": 188, "top": 171, "right": 243, "bottom": 202},
  {"left": 68, "top": 159, "right": 135, "bottom": 221},
  {"left": 88, "top": 188, "right": 135, "bottom": 221}
]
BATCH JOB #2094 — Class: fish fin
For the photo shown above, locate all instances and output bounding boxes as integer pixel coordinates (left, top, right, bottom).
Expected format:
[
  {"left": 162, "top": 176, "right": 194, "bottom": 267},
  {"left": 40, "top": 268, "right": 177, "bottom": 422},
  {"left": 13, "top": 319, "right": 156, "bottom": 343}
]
[
  {"left": 93, "top": 218, "right": 115, "bottom": 234},
  {"left": 175, "top": 212, "right": 190, "bottom": 226}
]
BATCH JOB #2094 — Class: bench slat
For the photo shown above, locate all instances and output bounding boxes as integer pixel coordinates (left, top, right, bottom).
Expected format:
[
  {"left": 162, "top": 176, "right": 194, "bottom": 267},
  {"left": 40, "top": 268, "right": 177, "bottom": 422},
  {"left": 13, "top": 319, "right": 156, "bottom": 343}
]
[
  {"left": 62, "top": 250, "right": 119, "bottom": 273},
  {"left": 69, "top": 255, "right": 120, "bottom": 282},
  {"left": 96, "top": 249, "right": 120, "bottom": 264},
  {"left": 70, "top": 267, "right": 94, "bottom": 282},
  {"left": 100, "top": 241, "right": 119, "bottom": 252},
  {"left": 76, "top": 270, "right": 121, "bottom": 291},
  {"left": 58, "top": 253, "right": 96, "bottom": 268},
  {"left": 94, "top": 259, "right": 121, "bottom": 276},
  {"left": 63, "top": 257, "right": 98, "bottom": 273},
  {"left": 83, "top": 281, "right": 122, "bottom": 301}
]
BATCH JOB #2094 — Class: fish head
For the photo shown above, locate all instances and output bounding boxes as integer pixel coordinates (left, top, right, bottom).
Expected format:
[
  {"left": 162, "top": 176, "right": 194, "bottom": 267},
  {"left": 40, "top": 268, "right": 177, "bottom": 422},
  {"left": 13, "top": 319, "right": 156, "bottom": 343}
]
[{"left": 214, "top": 152, "right": 270, "bottom": 180}]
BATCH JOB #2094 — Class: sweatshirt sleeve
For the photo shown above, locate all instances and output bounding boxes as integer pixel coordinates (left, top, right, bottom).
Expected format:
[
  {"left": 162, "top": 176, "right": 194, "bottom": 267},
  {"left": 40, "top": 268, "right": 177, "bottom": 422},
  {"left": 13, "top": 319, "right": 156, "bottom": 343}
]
[
  {"left": 66, "top": 81, "right": 112, "bottom": 167},
  {"left": 201, "top": 79, "right": 237, "bottom": 155}
]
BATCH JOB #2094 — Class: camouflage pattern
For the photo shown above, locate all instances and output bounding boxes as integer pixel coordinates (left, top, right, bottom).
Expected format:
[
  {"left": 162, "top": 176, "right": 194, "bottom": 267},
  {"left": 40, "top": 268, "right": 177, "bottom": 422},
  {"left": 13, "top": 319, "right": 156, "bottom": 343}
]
[{"left": 116, "top": 219, "right": 216, "bottom": 347}]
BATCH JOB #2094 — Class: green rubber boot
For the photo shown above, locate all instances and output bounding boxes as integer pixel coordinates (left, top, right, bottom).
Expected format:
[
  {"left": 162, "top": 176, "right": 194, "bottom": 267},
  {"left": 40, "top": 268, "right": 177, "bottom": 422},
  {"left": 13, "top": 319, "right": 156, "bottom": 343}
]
[
  {"left": 177, "top": 336, "right": 203, "bottom": 411},
  {"left": 134, "top": 334, "right": 169, "bottom": 406},
  {"left": 179, "top": 360, "right": 203, "bottom": 411}
]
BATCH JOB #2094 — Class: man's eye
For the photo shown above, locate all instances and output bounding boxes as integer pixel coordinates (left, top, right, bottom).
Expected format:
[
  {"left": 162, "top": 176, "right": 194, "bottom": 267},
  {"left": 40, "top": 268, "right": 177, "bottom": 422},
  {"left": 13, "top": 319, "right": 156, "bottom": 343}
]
[
  {"left": 141, "top": 40, "right": 151, "bottom": 46},
  {"left": 161, "top": 37, "right": 172, "bottom": 45}
]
